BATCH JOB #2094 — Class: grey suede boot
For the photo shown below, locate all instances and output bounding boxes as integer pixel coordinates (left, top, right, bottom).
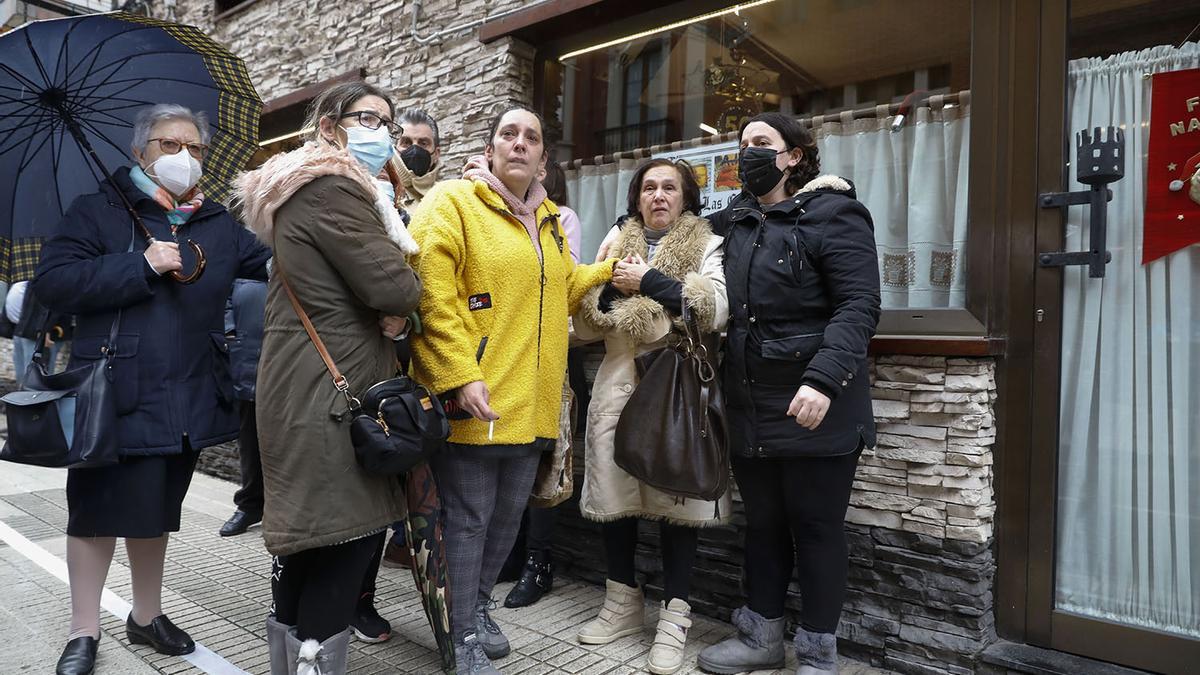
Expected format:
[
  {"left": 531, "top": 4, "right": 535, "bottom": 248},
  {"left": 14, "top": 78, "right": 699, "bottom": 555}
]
[
  {"left": 285, "top": 627, "right": 351, "bottom": 675},
  {"left": 793, "top": 626, "right": 838, "bottom": 675},
  {"left": 696, "top": 606, "right": 785, "bottom": 674},
  {"left": 265, "top": 615, "right": 291, "bottom": 675}
]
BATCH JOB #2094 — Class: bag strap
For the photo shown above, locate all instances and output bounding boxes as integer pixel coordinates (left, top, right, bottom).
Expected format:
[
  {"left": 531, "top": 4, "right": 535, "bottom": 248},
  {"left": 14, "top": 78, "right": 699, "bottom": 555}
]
[
  {"left": 275, "top": 261, "right": 361, "bottom": 411},
  {"left": 677, "top": 294, "right": 716, "bottom": 439}
]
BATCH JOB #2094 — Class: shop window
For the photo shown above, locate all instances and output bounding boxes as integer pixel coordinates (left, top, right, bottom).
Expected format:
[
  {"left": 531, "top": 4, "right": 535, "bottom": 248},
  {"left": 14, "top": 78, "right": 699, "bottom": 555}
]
[{"left": 544, "top": 0, "right": 971, "bottom": 312}]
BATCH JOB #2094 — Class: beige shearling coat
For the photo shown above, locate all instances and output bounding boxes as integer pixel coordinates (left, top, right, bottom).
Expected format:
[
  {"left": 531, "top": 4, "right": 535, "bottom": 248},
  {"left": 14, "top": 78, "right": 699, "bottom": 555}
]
[{"left": 574, "top": 213, "right": 732, "bottom": 526}]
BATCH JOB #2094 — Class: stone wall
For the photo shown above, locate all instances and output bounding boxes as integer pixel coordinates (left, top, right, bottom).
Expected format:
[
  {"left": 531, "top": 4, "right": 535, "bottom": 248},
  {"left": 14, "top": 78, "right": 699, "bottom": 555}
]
[{"left": 165, "top": 0, "right": 534, "bottom": 170}]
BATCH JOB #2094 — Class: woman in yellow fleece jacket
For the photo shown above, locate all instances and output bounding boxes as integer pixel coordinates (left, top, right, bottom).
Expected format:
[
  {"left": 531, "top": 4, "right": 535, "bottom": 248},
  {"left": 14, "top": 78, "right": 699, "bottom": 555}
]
[{"left": 408, "top": 105, "right": 614, "bottom": 675}]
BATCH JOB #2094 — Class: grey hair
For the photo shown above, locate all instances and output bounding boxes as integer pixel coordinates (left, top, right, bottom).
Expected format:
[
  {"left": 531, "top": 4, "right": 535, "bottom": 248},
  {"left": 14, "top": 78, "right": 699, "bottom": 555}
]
[
  {"left": 131, "top": 104, "right": 210, "bottom": 153},
  {"left": 398, "top": 108, "right": 440, "bottom": 148}
]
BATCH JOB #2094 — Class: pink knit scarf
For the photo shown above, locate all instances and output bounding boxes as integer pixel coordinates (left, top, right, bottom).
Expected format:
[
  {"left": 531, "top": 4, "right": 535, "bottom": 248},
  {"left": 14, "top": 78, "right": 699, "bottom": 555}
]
[{"left": 466, "top": 165, "right": 548, "bottom": 260}]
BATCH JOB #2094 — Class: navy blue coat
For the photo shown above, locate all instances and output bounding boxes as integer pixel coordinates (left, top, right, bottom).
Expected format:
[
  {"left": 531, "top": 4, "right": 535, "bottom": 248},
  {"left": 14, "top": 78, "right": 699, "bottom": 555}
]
[
  {"left": 224, "top": 278, "right": 267, "bottom": 401},
  {"left": 711, "top": 182, "right": 881, "bottom": 458},
  {"left": 34, "top": 166, "right": 271, "bottom": 456}
]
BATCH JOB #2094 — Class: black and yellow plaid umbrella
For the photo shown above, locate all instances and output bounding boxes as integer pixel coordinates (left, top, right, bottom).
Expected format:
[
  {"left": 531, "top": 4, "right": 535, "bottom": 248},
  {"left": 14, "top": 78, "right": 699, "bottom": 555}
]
[{"left": 0, "top": 11, "right": 262, "bottom": 283}]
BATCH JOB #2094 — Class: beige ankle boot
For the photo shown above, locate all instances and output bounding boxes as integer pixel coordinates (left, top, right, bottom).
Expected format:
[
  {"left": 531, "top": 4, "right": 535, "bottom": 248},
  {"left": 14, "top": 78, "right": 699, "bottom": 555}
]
[
  {"left": 646, "top": 598, "right": 691, "bottom": 675},
  {"left": 576, "top": 579, "right": 644, "bottom": 644}
]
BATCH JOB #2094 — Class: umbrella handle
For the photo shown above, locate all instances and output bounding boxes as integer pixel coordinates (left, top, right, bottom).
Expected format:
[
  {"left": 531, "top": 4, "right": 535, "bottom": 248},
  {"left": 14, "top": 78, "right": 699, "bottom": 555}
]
[{"left": 169, "top": 240, "right": 206, "bottom": 284}]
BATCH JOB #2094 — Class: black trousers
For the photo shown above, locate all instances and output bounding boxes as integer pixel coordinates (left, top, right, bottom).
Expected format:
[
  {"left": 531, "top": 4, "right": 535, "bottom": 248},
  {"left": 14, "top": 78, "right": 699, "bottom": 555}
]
[
  {"left": 233, "top": 401, "right": 264, "bottom": 516},
  {"left": 527, "top": 503, "right": 558, "bottom": 552},
  {"left": 272, "top": 532, "right": 385, "bottom": 642},
  {"left": 360, "top": 532, "right": 386, "bottom": 597},
  {"left": 602, "top": 517, "right": 699, "bottom": 603},
  {"left": 730, "top": 448, "right": 862, "bottom": 634}
]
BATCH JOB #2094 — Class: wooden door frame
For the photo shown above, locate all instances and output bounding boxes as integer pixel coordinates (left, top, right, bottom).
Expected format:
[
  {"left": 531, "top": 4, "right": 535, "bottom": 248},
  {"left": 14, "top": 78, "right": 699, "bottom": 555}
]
[{"left": 1005, "top": 1, "right": 1200, "bottom": 671}]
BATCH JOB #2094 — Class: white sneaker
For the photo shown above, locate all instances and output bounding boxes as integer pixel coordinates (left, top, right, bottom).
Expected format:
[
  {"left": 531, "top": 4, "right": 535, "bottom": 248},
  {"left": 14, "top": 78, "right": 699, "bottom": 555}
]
[{"left": 646, "top": 598, "right": 691, "bottom": 675}]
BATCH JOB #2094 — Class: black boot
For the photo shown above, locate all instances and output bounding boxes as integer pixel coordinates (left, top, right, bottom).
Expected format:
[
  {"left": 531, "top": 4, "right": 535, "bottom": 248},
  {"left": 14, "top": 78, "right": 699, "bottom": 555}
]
[{"left": 503, "top": 550, "right": 553, "bottom": 608}]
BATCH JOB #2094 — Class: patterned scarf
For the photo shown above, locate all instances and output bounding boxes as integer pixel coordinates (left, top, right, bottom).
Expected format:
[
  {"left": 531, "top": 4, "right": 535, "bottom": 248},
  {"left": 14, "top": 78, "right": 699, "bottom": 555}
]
[{"left": 129, "top": 165, "right": 204, "bottom": 233}]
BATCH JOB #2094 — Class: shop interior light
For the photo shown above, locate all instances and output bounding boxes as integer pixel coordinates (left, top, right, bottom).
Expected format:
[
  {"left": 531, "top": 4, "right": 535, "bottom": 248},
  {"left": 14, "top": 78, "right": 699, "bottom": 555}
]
[
  {"left": 558, "top": 0, "right": 779, "bottom": 62},
  {"left": 258, "top": 127, "right": 314, "bottom": 147},
  {"left": 698, "top": 123, "right": 720, "bottom": 135}
]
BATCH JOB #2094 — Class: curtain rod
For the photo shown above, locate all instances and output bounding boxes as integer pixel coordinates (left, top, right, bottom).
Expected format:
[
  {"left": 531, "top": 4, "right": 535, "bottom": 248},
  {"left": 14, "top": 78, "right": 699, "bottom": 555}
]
[{"left": 565, "top": 90, "right": 970, "bottom": 169}]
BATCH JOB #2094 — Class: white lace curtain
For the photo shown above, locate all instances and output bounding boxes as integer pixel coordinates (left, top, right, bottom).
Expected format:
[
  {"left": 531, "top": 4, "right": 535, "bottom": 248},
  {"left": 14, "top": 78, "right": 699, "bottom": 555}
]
[
  {"left": 563, "top": 95, "right": 971, "bottom": 310},
  {"left": 1055, "top": 42, "right": 1200, "bottom": 639}
]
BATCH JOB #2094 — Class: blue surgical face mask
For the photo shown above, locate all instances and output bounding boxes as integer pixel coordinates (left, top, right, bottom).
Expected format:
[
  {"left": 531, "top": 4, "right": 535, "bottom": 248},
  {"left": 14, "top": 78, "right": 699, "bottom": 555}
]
[
  {"left": 375, "top": 178, "right": 396, "bottom": 205},
  {"left": 343, "top": 124, "right": 393, "bottom": 175}
]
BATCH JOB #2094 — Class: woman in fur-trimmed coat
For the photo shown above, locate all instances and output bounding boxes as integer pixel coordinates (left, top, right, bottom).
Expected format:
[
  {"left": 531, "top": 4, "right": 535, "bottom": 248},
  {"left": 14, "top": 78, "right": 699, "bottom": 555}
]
[
  {"left": 232, "top": 83, "right": 420, "bottom": 675},
  {"left": 572, "top": 159, "right": 730, "bottom": 675}
]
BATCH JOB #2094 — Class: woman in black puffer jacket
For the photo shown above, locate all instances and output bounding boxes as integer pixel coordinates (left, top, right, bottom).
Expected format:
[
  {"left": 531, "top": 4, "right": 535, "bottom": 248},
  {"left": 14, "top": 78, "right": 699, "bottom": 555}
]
[{"left": 699, "top": 112, "right": 881, "bottom": 675}]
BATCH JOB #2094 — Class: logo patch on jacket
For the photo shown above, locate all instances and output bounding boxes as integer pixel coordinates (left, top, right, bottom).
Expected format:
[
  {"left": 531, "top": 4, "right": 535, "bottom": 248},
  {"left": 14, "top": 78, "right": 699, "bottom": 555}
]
[{"left": 468, "top": 293, "right": 493, "bottom": 311}]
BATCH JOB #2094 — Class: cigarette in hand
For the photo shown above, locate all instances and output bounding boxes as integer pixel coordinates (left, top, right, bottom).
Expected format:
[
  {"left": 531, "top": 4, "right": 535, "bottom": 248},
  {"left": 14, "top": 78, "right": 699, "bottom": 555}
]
[{"left": 488, "top": 420, "right": 494, "bottom": 441}]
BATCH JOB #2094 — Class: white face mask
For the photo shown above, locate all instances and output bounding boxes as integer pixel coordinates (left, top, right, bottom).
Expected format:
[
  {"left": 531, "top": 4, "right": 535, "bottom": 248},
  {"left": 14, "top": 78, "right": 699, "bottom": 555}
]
[{"left": 146, "top": 149, "right": 203, "bottom": 197}]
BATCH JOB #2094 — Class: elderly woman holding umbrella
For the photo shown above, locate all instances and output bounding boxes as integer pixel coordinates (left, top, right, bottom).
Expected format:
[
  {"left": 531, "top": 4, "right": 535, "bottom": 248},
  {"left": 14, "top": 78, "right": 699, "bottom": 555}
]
[{"left": 33, "top": 103, "right": 270, "bottom": 675}]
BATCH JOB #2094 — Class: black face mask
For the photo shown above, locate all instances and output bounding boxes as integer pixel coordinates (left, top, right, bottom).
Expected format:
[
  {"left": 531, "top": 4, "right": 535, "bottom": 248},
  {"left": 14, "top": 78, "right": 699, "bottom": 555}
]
[
  {"left": 400, "top": 145, "right": 433, "bottom": 177},
  {"left": 738, "top": 146, "right": 789, "bottom": 197}
]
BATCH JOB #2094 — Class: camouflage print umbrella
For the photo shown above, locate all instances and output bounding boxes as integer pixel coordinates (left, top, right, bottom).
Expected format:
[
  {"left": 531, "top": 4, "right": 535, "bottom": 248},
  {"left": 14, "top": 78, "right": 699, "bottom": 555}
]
[
  {"left": 0, "top": 11, "right": 262, "bottom": 283},
  {"left": 403, "top": 460, "right": 456, "bottom": 673}
]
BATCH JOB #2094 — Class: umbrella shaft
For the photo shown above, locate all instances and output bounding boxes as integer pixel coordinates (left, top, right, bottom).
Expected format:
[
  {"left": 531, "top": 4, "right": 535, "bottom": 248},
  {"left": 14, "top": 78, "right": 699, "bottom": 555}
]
[{"left": 54, "top": 105, "right": 156, "bottom": 244}]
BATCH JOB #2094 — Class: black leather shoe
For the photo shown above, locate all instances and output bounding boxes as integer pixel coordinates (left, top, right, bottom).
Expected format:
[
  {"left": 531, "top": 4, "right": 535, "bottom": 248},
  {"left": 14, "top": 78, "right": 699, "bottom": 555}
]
[
  {"left": 56, "top": 636, "right": 98, "bottom": 675},
  {"left": 504, "top": 550, "right": 553, "bottom": 608},
  {"left": 126, "top": 614, "right": 195, "bottom": 656},
  {"left": 219, "top": 510, "right": 261, "bottom": 537}
]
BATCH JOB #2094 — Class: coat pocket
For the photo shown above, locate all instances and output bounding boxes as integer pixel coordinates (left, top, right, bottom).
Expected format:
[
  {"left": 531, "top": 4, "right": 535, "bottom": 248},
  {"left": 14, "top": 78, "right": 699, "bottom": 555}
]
[
  {"left": 209, "top": 331, "right": 234, "bottom": 407},
  {"left": 760, "top": 332, "right": 824, "bottom": 363},
  {"left": 72, "top": 334, "right": 139, "bottom": 415}
]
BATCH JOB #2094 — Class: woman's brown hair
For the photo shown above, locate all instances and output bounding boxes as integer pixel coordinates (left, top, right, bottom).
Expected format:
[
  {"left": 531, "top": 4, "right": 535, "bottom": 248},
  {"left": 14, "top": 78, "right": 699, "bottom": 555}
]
[
  {"left": 624, "top": 158, "right": 702, "bottom": 219},
  {"left": 739, "top": 112, "right": 820, "bottom": 194}
]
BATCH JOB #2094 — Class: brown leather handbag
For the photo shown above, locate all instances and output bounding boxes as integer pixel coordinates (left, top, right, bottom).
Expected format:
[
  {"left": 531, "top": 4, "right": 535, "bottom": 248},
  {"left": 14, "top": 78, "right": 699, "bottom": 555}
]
[{"left": 613, "top": 299, "right": 728, "bottom": 502}]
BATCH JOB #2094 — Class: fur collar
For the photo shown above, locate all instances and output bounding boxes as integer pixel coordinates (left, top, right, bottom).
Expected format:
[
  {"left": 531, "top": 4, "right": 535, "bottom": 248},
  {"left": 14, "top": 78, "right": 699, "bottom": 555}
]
[
  {"left": 231, "top": 142, "right": 417, "bottom": 255},
  {"left": 607, "top": 212, "right": 711, "bottom": 281},
  {"left": 799, "top": 174, "right": 853, "bottom": 194},
  {"left": 579, "top": 212, "right": 718, "bottom": 345}
]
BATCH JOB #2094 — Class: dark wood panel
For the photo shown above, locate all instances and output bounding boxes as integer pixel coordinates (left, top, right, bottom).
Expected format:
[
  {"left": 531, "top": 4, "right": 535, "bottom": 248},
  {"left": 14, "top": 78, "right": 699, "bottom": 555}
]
[
  {"left": 868, "top": 336, "right": 1004, "bottom": 357},
  {"left": 261, "top": 68, "right": 366, "bottom": 116}
]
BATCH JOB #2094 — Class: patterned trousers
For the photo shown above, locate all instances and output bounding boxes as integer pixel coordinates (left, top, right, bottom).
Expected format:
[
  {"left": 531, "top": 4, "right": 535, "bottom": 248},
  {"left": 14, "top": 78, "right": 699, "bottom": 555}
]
[{"left": 432, "top": 447, "right": 541, "bottom": 642}]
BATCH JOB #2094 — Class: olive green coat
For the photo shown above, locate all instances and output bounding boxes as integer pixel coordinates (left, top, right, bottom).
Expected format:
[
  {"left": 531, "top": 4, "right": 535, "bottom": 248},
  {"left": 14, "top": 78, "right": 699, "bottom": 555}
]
[{"left": 235, "top": 143, "right": 422, "bottom": 556}]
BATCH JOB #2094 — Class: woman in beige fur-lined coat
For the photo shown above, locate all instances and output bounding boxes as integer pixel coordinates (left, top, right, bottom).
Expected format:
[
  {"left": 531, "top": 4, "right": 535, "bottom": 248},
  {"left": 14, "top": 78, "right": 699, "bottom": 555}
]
[{"left": 572, "top": 159, "right": 730, "bottom": 675}]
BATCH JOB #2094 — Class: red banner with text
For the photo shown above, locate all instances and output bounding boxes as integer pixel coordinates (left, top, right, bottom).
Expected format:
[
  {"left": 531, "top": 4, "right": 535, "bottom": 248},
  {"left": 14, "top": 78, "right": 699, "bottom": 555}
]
[{"left": 1144, "top": 68, "right": 1200, "bottom": 264}]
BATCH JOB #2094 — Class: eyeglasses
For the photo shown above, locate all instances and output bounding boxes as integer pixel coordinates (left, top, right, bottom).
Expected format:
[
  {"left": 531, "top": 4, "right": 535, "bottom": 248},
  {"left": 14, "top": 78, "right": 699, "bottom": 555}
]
[
  {"left": 338, "top": 111, "right": 401, "bottom": 139},
  {"left": 147, "top": 138, "right": 208, "bottom": 160}
]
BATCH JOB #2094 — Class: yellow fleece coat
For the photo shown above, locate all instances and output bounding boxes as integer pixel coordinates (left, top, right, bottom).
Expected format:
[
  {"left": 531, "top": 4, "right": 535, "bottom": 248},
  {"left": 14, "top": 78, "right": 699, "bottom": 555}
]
[{"left": 409, "top": 179, "right": 614, "bottom": 446}]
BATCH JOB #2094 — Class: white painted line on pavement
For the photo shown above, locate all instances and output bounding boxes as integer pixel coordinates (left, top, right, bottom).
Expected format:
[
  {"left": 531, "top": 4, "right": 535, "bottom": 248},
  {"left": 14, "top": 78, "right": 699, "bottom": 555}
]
[{"left": 0, "top": 518, "right": 251, "bottom": 675}]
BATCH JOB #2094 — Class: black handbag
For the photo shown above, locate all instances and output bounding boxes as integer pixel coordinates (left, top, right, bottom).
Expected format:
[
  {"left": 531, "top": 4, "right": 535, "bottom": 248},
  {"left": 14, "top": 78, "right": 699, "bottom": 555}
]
[
  {"left": 0, "top": 312, "right": 121, "bottom": 469},
  {"left": 350, "top": 377, "right": 449, "bottom": 474},
  {"left": 278, "top": 265, "right": 448, "bottom": 475}
]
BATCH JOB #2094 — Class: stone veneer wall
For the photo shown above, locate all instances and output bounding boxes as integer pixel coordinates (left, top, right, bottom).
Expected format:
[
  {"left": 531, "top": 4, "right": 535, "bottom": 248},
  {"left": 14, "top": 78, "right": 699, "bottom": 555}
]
[{"left": 166, "top": 0, "right": 534, "bottom": 170}]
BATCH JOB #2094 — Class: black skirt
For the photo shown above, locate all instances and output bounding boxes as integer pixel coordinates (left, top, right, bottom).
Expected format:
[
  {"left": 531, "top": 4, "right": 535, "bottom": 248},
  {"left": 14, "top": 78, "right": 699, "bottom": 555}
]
[{"left": 66, "top": 447, "right": 200, "bottom": 538}]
